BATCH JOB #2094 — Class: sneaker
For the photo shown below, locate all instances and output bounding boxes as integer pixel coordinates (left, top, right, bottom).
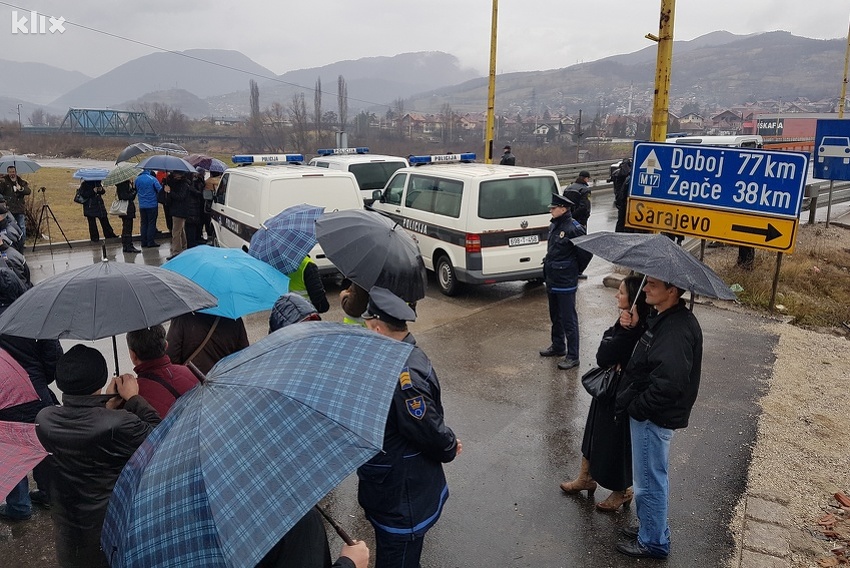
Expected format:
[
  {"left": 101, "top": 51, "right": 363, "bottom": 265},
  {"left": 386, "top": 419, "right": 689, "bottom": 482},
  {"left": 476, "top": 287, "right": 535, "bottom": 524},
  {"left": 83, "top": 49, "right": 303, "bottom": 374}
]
[
  {"left": 0, "top": 504, "right": 32, "bottom": 521},
  {"left": 29, "top": 490, "right": 50, "bottom": 509},
  {"left": 557, "top": 358, "right": 580, "bottom": 370},
  {"left": 539, "top": 346, "right": 566, "bottom": 357}
]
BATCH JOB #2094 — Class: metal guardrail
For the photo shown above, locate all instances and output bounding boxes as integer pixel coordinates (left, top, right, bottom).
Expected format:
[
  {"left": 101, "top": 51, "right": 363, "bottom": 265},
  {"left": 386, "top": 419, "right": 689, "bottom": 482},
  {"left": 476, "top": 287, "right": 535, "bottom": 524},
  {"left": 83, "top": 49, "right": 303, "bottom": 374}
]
[
  {"left": 804, "top": 180, "right": 850, "bottom": 223},
  {"left": 542, "top": 159, "right": 616, "bottom": 185}
]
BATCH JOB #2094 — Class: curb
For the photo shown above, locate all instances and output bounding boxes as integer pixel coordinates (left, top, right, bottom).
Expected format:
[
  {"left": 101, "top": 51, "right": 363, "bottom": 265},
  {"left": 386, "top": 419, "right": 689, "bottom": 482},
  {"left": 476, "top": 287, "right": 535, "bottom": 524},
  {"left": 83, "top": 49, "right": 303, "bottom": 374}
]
[{"left": 735, "top": 495, "right": 792, "bottom": 568}]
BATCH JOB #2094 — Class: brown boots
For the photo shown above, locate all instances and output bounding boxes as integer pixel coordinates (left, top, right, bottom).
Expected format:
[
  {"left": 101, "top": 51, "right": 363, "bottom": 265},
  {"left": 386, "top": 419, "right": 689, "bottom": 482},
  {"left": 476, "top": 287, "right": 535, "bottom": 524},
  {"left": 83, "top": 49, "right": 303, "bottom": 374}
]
[
  {"left": 596, "top": 487, "right": 634, "bottom": 512},
  {"left": 559, "top": 457, "right": 597, "bottom": 495}
]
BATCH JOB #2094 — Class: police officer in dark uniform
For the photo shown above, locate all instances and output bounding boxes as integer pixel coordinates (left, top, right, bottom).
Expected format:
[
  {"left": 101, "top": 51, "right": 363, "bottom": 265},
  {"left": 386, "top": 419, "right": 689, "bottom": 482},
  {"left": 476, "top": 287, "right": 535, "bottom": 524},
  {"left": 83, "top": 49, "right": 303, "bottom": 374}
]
[
  {"left": 539, "top": 193, "right": 593, "bottom": 370},
  {"left": 358, "top": 287, "right": 462, "bottom": 568}
]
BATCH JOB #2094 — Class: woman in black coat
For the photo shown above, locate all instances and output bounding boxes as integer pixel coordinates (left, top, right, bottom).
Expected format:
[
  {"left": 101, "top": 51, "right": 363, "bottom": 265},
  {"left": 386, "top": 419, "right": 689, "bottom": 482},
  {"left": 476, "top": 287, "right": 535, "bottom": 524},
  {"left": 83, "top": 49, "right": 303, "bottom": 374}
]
[
  {"left": 116, "top": 180, "right": 140, "bottom": 253},
  {"left": 559, "top": 274, "right": 649, "bottom": 512},
  {"left": 79, "top": 180, "right": 117, "bottom": 242}
]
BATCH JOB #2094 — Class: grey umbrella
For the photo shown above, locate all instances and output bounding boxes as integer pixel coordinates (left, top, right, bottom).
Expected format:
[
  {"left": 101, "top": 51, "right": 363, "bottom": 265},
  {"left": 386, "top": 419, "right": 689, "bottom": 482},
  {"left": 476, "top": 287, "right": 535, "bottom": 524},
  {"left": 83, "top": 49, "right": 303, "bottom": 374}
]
[
  {"left": 0, "top": 155, "right": 40, "bottom": 174},
  {"left": 571, "top": 232, "right": 737, "bottom": 300},
  {"left": 115, "top": 143, "right": 154, "bottom": 164},
  {"left": 315, "top": 209, "right": 427, "bottom": 302},
  {"left": 0, "top": 255, "right": 217, "bottom": 374}
]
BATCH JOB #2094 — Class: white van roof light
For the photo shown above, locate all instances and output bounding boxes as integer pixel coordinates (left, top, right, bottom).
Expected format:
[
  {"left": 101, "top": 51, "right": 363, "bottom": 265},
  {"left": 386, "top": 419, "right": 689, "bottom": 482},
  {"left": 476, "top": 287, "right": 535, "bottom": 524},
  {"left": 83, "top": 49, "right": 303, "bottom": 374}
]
[
  {"left": 232, "top": 154, "right": 304, "bottom": 164},
  {"left": 409, "top": 153, "right": 476, "bottom": 165},
  {"left": 316, "top": 147, "right": 369, "bottom": 156}
]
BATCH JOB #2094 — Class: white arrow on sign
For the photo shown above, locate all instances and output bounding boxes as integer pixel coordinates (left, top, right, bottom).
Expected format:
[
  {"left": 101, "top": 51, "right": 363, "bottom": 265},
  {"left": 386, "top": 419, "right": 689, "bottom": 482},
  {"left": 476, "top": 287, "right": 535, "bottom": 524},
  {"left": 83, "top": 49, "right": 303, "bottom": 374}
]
[{"left": 639, "top": 149, "right": 661, "bottom": 195}]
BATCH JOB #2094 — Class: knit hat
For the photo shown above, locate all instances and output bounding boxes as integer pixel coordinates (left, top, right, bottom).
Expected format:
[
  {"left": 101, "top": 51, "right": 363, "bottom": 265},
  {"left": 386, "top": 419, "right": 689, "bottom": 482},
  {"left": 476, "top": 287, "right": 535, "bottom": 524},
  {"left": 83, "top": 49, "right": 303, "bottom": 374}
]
[{"left": 56, "top": 345, "right": 109, "bottom": 395}]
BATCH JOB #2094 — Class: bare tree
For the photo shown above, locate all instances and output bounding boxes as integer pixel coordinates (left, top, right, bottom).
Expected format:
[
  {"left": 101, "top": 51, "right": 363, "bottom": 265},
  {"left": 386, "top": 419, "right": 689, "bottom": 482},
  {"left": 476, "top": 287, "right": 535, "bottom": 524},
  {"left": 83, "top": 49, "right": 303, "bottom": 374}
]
[
  {"left": 248, "top": 80, "right": 262, "bottom": 149},
  {"left": 337, "top": 75, "right": 348, "bottom": 133},
  {"left": 288, "top": 92, "right": 309, "bottom": 152},
  {"left": 28, "top": 108, "right": 45, "bottom": 126},
  {"left": 393, "top": 98, "right": 405, "bottom": 139},
  {"left": 440, "top": 103, "right": 454, "bottom": 143},
  {"left": 314, "top": 77, "right": 323, "bottom": 147},
  {"left": 265, "top": 102, "right": 288, "bottom": 152}
]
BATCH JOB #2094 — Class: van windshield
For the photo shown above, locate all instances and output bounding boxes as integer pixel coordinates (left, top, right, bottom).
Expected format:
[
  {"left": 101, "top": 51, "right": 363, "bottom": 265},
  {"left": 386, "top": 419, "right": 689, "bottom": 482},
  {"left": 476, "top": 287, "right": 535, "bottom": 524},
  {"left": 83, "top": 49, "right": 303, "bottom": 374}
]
[
  {"left": 349, "top": 162, "right": 407, "bottom": 190},
  {"left": 478, "top": 176, "right": 558, "bottom": 219}
]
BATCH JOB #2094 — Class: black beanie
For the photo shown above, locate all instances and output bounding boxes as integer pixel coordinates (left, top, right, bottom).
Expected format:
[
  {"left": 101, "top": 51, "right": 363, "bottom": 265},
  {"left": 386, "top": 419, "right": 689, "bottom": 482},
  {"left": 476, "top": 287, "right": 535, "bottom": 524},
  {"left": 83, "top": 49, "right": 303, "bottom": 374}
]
[{"left": 56, "top": 345, "right": 109, "bottom": 395}]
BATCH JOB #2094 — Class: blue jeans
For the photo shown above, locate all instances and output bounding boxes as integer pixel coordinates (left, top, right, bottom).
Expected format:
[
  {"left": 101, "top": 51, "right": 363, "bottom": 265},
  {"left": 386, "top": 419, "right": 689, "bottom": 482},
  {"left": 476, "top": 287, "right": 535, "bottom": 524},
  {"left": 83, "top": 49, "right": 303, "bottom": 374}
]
[
  {"left": 630, "top": 417, "right": 673, "bottom": 556},
  {"left": 547, "top": 290, "right": 579, "bottom": 359},
  {"left": 3, "top": 477, "right": 31, "bottom": 517},
  {"left": 14, "top": 213, "right": 26, "bottom": 250},
  {"left": 139, "top": 207, "right": 158, "bottom": 246}
]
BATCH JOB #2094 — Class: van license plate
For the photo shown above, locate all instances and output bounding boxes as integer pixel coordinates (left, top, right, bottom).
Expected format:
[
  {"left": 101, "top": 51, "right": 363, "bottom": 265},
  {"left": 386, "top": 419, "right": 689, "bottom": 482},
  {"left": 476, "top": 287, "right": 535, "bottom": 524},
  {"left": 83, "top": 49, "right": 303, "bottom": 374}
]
[{"left": 508, "top": 235, "right": 539, "bottom": 247}]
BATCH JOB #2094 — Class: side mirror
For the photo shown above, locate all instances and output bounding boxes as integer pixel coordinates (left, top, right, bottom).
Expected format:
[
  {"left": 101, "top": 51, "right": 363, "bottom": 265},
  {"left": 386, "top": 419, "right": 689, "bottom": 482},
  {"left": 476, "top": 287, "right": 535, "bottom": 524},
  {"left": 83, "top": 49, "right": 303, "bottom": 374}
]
[{"left": 372, "top": 189, "right": 384, "bottom": 203}]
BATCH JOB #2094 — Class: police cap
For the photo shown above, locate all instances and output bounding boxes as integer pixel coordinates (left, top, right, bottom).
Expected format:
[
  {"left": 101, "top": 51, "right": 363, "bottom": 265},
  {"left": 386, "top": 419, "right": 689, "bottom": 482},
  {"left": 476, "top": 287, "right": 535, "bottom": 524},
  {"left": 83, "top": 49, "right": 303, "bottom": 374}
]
[
  {"left": 362, "top": 286, "right": 416, "bottom": 328},
  {"left": 549, "top": 193, "right": 574, "bottom": 208}
]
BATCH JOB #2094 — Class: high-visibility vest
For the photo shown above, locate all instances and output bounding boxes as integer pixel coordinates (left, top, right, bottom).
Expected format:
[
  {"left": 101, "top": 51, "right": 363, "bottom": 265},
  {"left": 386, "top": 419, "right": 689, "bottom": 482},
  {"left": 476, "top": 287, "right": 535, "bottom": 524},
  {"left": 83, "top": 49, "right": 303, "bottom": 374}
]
[{"left": 287, "top": 256, "right": 314, "bottom": 298}]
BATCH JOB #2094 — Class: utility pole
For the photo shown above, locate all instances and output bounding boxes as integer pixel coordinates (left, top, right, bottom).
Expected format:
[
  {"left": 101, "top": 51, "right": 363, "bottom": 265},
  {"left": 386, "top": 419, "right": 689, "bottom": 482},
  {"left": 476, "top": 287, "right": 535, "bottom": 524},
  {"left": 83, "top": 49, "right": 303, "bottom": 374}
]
[
  {"left": 484, "top": 0, "right": 499, "bottom": 163},
  {"left": 575, "top": 109, "right": 583, "bottom": 162},
  {"left": 16, "top": 104, "right": 22, "bottom": 133},
  {"left": 648, "top": 0, "right": 676, "bottom": 142}
]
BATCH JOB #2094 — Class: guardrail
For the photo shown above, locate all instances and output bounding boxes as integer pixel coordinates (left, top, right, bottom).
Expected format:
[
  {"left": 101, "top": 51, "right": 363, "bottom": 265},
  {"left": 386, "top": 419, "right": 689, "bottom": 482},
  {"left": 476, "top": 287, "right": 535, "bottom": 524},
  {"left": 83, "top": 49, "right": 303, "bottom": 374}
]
[
  {"left": 542, "top": 159, "right": 616, "bottom": 185},
  {"left": 804, "top": 180, "right": 850, "bottom": 223}
]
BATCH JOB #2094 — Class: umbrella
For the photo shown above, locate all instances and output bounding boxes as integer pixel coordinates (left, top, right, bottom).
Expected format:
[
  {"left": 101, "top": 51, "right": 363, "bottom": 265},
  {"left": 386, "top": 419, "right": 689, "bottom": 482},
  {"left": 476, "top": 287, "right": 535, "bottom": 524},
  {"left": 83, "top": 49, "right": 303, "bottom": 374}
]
[
  {"left": 162, "top": 245, "right": 290, "bottom": 319},
  {"left": 249, "top": 204, "right": 324, "bottom": 275},
  {"left": 115, "top": 143, "right": 154, "bottom": 165},
  {"left": 0, "top": 347, "right": 39, "bottom": 410},
  {"left": 152, "top": 142, "right": 188, "bottom": 156},
  {"left": 137, "top": 154, "right": 197, "bottom": 173},
  {"left": 72, "top": 167, "right": 110, "bottom": 181},
  {"left": 0, "top": 155, "right": 40, "bottom": 174},
  {"left": 102, "top": 322, "right": 414, "bottom": 568},
  {"left": 0, "top": 422, "right": 48, "bottom": 499},
  {"left": 571, "top": 232, "right": 737, "bottom": 300},
  {"left": 315, "top": 209, "right": 427, "bottom": 302},
  {"left": 0, "top": 256, "right": 217, "bottom": 374},
  {"left": 186, "top": 154, "right": 228, "bottom": 173},
  {"left": 103, "top": 163, "right": 143, "bottom": 187}
]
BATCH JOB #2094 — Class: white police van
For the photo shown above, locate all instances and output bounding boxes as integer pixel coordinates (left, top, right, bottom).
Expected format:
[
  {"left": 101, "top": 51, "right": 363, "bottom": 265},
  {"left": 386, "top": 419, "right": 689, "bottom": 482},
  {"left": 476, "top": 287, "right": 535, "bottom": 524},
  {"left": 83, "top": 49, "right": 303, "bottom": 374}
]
[
  {"left": 210, "top": 154, "right": 363, "bottom": 274},
  {"left": 308, "top": 147, "right": 409, "bottom": 205},
  {"left": 370, "top": 153, "right": 560, "bottom": 295}
]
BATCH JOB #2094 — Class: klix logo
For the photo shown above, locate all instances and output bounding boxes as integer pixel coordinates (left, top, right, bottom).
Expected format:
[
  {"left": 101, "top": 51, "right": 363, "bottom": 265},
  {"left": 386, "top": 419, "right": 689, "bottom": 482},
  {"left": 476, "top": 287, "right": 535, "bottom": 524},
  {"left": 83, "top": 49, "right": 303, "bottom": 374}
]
[{"left": 11, "top": 10, "right": 66, "bottom": 34}]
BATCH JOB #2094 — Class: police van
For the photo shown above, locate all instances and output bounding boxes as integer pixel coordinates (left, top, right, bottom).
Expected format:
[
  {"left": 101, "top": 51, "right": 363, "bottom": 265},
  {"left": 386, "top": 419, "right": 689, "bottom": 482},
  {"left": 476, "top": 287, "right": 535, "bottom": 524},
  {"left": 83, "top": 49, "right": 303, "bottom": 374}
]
[
  {"left": 210, "top": 154, "right": 364, "bottom": 274},
  {"left": 308, "top": 147, "right": 409, "bottom": 205},
  {"left": 369, "top": 153, "right": 560, "bottom": 295}
]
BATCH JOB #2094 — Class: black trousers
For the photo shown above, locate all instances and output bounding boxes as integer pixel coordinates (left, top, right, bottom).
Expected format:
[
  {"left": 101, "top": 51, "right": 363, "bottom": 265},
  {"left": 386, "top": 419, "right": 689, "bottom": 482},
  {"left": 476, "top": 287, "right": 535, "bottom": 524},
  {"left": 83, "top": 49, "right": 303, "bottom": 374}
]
[{"left": 86, "top": 216, "right": 115, "bottom": 242}]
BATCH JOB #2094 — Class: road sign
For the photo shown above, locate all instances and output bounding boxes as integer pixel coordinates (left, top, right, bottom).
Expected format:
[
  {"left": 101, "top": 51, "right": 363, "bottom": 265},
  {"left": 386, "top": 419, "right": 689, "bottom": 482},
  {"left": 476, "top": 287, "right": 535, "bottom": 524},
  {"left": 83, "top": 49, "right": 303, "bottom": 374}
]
[
  {"left": 813, "top": 119, "right": 850, "bottom": 180},
  {"left": 627, "top": 142, "right": 808, "bottom": 253}
]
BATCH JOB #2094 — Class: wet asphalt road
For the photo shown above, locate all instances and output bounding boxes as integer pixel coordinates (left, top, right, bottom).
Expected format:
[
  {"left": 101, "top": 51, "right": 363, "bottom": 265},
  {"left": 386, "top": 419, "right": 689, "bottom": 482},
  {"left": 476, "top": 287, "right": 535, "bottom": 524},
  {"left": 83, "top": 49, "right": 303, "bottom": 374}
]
[{"left": 0, "top": 193, "right": 778, "bottom": 567}]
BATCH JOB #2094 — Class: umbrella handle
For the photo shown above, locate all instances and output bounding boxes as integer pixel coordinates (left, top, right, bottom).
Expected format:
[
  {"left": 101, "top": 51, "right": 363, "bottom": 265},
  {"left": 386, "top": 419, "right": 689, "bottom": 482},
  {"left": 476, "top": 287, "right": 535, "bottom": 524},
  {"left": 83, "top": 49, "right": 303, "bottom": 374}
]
[
  {"left": 315, "top": 505, "right": 355, "bottom": 546},
  {"left": 186, "top": 361, "right": 207, "bottom": 384}
]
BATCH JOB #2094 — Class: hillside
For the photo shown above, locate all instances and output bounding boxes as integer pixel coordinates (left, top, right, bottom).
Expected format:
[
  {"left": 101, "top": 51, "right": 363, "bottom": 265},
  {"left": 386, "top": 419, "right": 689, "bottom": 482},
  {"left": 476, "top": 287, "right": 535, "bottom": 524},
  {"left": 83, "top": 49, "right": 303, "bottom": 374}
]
[{"left": 0, "top": 59, "right": 90, "bottom": 105}]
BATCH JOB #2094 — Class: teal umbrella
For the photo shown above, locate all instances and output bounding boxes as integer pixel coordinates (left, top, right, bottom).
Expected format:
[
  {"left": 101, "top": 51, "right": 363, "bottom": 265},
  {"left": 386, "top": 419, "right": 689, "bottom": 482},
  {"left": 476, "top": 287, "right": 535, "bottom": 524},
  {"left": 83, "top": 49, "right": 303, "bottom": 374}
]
[{"left": 103, "top": 163, "right": 142, "bottom": 187}]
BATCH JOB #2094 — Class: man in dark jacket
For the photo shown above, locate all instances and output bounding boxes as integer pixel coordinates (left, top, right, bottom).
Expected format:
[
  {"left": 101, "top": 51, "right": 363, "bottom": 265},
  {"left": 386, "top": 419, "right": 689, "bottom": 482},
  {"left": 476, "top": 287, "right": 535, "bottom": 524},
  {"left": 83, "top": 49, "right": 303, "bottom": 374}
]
[
  {"left": 615, "top": 276, "right": 703, "bottom": 559},
  {"left": 0, "top": 267, "right": 62, "bottom": 520},
  {"left": 611, "top": 158, "right": 632, "bottom": 233},
  {"left": 499, "top": 145, "right": 516, "bottom": 165},
  {"left": 539, "top": 193, "right": 592, "bottom": 370},
  {"left": 0, "top": 165, "right": 31, "bottom": 251},
  {"left": 35, "top": 345, "right": 161, "bottom": 568},
  {"left": 359, "top": 287, "right": 461, "bottom": 568},
  {"left": 562, "top": 170, "right": 592, "bottom": 230},
  {"left": 163, "top": 171, "right": 191, "bottom": 259}
]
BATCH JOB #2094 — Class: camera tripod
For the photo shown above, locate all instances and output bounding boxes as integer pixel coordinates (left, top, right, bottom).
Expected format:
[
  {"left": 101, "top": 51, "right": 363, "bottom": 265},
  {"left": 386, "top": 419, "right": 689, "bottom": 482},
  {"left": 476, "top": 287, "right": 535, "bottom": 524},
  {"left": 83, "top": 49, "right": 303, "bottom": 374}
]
[{"left": 32, "top": 186, "right": 72, "bottom": 253}]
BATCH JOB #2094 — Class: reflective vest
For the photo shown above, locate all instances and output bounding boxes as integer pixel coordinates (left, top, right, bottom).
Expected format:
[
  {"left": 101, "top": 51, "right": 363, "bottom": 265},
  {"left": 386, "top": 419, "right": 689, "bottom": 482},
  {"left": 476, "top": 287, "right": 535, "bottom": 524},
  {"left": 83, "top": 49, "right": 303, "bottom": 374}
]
[{"left": 287, "top": 256, "right": 313, "bottom": 298}]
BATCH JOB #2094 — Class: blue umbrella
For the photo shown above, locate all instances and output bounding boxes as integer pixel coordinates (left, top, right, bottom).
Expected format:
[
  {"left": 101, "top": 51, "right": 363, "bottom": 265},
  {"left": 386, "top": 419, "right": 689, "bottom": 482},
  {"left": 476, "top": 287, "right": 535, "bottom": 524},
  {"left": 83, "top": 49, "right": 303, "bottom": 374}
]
[
  {"left": 162, "top": 245, "right": 290, "bottom": 319},
  {"left": 72, "top": 167, "right": 110, "bottom": 181},
  {"left": 137, "top": 154, "right": 197, "bottom": 173},
  {"left": 249, "top": 204, "right": 324, "bottom": 274},
  {"left": 102, "top": 322, "right": 414, "bottom": 568},
  {"left": 186, "top": 154, "right": 229, "bottom": 173}
]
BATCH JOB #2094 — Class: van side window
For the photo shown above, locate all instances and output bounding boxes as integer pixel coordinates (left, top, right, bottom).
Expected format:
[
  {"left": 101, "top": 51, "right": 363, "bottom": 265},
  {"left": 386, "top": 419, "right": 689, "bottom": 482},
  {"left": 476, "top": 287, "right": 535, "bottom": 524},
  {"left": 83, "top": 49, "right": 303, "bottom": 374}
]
[
  {"left": 384, "top": 173, "right": 406, "bottom": 205},
  {"left": 406, "top": 175, "right": 463, "bottom": 218},
  {"left": 478, "top": 177, "right": 555, "bottom": 219},
  {"left": 214, "top": 173, "right": 229, "bottom": 204}
]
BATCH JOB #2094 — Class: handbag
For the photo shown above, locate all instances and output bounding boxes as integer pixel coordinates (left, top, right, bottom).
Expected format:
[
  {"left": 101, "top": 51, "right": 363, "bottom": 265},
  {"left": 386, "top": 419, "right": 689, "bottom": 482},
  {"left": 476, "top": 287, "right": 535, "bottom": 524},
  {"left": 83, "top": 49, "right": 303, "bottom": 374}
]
[
  {"left": 73, "top": 188, "right": 87, "bottom": 204},
  {"left": 109, "top": 198, "right": 129, "bottom": 216},
  {"left": 581, "top": 366, "right": 621, "bottom": 400}
]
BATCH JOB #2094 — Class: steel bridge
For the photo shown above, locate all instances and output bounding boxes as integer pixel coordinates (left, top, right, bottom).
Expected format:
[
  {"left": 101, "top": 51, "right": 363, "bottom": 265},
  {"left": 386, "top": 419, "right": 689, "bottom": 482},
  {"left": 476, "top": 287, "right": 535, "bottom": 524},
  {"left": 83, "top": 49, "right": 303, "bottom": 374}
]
[{"left": 57, "top": 108, "right": 157, "bottom": 137}]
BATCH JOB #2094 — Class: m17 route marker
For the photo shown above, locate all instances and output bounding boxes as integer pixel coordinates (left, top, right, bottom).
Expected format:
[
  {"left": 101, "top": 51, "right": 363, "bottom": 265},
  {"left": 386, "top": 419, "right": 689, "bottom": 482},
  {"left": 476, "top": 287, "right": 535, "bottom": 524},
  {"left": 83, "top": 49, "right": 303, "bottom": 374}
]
[{"left": 626, "top": 142, "right": 809, "bottom": 253}]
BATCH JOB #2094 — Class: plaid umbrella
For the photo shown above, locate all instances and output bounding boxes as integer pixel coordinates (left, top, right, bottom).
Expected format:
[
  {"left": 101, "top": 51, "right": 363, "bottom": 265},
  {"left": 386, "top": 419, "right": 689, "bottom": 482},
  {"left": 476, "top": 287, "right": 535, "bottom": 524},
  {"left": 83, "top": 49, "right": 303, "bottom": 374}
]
[
  {"left": 103, "top": 163, "right": 143, "bottom": 187},
  {"left": 151, "top": 143, "right": 188, "bottom": 156},
  {"left": 73, "top": 167, "right": 110, "bottom": 181},
  {"left": 0, "top": 422, "right": 48, "bottom": 499},
  {"left": 162, "top": 245, "right": 289, "bottom": 319},
  {"left": 0, "top": 347, "right": 39, "bottom": 410},
  {"left": 186, "top": 154, "right": 228, "bottom": 173},
  {"left": 102, "top": 322, "right": 414, "bottom": 568},
  {"left": 249, "top": 204, "right": 324, "bottom": 275}
]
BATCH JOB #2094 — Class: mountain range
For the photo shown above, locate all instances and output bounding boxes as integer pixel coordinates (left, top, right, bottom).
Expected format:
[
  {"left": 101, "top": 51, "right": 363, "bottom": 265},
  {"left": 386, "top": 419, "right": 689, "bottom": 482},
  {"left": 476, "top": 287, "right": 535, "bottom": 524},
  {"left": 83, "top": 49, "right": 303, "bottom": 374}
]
[{"left": 2, "top": 31, "right": 845, "bottom": 124}]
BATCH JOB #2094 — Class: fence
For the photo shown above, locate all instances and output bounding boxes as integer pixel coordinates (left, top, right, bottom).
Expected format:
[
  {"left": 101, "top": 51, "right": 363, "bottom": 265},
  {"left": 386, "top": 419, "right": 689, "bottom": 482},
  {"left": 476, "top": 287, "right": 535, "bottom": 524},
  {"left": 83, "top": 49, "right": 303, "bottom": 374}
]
[{"left": 542, "top": 159, "right": 617, "bottom": 186}]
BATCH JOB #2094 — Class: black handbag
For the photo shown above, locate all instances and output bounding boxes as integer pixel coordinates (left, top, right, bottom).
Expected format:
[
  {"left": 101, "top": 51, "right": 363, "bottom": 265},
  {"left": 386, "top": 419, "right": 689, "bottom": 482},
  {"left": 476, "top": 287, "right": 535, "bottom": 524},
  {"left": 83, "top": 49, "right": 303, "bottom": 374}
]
[
  {"left": 73, "top": 188, "right": 87, "bottom": 204},
  {"left": 581, "top": 366, "right": 621, "bottom": 400}
]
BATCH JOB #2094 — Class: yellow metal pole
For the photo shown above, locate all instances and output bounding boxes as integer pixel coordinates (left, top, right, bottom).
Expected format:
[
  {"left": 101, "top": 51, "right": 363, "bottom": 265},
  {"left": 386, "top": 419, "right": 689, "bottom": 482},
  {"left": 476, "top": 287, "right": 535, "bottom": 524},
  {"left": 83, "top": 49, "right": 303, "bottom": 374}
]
[
  {"left": 484, "top": 0, "right": 498, "bottom": 164},
  {"left": 839, "top": 18, "right": 850, "bottom": 118},
  {"left": 649, "top": 0, "right": 676, "bottom": 142}
]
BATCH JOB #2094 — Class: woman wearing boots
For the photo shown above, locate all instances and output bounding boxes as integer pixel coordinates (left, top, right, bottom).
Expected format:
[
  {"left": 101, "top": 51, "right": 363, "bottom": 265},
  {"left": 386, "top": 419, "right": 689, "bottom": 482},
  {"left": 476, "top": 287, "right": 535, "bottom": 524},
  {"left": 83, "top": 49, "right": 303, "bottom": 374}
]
[
  {"left": 116, "top": 180, "right": 140, "bottom": 253},
  {"left": 79, "top": 180, "right": 117, "bottom": 242},
  {"left": 560, "top": 274, "right": 649, "bottom": 512}
]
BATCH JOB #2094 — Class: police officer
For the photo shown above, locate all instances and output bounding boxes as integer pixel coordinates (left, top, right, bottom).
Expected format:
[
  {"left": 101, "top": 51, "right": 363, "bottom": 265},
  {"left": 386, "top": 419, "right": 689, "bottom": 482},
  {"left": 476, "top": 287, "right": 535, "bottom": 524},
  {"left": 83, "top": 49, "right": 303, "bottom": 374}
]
[
  {"left": 358, "top": 286, "right": 462, "bottom": 568},
  {"left": 539, "top": 193, "right": 592, "bottom": 370}
]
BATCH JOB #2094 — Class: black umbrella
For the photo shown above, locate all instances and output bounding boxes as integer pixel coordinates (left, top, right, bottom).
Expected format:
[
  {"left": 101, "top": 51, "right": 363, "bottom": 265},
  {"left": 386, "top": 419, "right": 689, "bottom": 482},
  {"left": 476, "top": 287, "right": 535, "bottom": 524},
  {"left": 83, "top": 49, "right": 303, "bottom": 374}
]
[
  {"left": 152, "top": 142, "right": 188, "bottom": 156},
  {"left": 315, "top": 210, "right": 427, "bottom": 302},
  {"left": 0, "top": 254, "right": 217, "bottom": 374},
  {"left": 115, "top": 143, "right": 154, "bottom": 164},
  {"left": 571, "top": 232, "right": 737, "bottom": 300}
]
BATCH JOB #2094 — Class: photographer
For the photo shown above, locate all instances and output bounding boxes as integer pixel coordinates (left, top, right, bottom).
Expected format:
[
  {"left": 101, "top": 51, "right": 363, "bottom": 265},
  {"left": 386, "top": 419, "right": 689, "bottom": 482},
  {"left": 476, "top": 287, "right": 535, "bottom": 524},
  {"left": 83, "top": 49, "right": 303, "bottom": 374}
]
[{"left": 0, "top": 166, "right": 31, "bottom": 252}]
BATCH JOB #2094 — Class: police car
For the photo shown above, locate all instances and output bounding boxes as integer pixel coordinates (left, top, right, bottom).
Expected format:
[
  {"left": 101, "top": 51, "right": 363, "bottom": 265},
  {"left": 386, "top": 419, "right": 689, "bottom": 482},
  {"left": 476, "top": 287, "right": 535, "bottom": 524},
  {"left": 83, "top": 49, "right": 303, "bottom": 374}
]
[
  {"left": 370, "top": 153, "right": 560, "bottom": 295},
  {"left": 308, "top": 148, "right": 409, "bottom": 205},
  {"left": 210, "top": 154, "right": 364, "bottom": 274}
]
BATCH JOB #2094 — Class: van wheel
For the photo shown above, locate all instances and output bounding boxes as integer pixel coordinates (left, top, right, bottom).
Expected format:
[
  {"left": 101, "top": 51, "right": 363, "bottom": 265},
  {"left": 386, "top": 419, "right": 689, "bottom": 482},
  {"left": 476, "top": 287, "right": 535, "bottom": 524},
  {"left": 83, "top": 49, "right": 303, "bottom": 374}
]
[{"left": 436, "top": 256, "right": 460, "bottom": 296}]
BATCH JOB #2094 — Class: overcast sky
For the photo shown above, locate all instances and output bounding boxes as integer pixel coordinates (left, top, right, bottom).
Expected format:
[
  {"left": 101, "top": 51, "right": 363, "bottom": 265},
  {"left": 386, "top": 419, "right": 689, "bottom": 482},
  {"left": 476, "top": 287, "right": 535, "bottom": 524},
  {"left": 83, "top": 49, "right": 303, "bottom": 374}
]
[{"left": 1, "top": 0, "right": 848, "bottom": 78}]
